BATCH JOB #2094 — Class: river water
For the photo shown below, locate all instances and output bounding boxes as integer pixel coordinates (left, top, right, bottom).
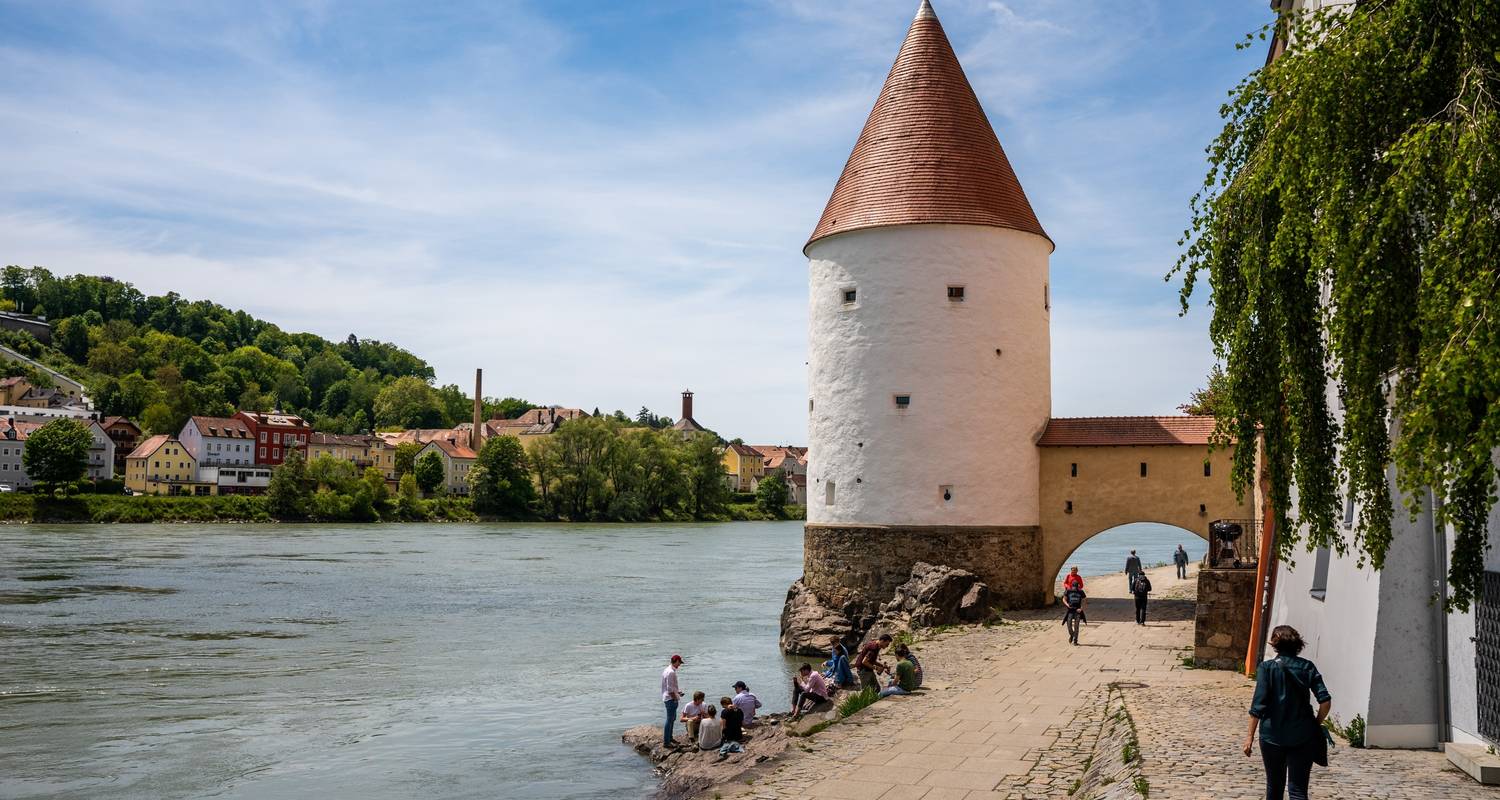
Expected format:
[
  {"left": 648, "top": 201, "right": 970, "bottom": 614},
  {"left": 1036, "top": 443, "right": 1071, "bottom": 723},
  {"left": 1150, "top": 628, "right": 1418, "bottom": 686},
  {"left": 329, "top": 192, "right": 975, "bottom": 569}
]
[{"left": 0, "top": 521, "right": 1201, "bottom": 800}]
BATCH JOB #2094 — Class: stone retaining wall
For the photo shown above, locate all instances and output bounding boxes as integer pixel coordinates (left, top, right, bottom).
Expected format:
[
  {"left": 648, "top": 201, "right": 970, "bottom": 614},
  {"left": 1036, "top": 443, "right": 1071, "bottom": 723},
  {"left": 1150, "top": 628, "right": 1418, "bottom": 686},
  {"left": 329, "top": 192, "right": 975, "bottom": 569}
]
[
  {"left": 1194, "top": 567, "right": 1257, "bottom": 669},
  {"left": 803, "top": 523, "right": 1044, "bottom": 615}
]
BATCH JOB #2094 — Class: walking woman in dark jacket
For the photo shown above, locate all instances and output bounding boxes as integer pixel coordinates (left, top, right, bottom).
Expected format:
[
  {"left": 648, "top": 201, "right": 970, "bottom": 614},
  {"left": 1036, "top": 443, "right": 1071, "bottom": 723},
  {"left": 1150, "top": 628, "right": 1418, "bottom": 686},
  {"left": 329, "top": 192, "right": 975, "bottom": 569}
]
[{"left": 1243, "top": 625, "right": 1332, "bottom": 800}]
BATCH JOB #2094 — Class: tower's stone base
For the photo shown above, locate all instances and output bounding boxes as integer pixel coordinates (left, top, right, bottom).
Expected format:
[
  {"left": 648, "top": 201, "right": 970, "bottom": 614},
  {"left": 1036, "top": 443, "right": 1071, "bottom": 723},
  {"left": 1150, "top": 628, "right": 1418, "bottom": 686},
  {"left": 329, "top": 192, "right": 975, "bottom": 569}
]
[{"left": 803, "top": 522, "right": 1045, "bottom": 618}]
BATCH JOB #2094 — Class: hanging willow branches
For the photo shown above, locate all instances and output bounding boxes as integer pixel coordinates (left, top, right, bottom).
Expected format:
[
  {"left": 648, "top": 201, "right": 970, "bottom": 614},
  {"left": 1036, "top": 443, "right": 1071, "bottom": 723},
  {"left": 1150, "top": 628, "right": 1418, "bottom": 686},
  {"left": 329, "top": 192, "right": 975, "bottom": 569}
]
[{"left": 1174, "top": 0, "right": 1500, "bottom": 610}]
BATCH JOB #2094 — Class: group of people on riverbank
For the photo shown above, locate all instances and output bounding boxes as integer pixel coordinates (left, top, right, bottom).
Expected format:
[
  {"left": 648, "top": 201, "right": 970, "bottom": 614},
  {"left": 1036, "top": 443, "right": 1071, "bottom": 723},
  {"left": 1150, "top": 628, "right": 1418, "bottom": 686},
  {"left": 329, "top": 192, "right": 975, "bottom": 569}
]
[
  {"left": 659, "top": 655, "right": 763, "bottom": 756},
  {"left": 657, "top": 632, "right": 927, "bottom": 753}
]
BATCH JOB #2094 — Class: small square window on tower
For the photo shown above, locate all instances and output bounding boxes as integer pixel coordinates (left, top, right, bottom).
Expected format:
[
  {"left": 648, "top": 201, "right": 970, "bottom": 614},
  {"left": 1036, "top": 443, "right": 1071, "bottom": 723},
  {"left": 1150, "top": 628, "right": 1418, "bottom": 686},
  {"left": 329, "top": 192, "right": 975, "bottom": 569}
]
[
  {"left": 1204, "top": 462, "right": 1212, "bottom": 477},
  {"left": 947, "top": 285, "right": 965, "bottom": 301},
  {"left": 893, "top": 394, "right": 912, "bottom": 410},
  {"left": 1140, "top": 462, "right": 1148, "bottom": 477},
  {"left": 842, "top": 288, "right": 857, "bottom": 304}
]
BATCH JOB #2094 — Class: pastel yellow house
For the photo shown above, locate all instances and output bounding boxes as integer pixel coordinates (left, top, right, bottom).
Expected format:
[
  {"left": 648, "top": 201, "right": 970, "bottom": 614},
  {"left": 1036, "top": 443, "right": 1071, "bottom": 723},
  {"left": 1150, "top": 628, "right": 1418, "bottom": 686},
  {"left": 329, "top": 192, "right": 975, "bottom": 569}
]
[
  {"left": 722, "top": 443, "right": 764, "bottom": 492},
  {"left": 125, "top": 435, "right": 215, "bottom": 496}
]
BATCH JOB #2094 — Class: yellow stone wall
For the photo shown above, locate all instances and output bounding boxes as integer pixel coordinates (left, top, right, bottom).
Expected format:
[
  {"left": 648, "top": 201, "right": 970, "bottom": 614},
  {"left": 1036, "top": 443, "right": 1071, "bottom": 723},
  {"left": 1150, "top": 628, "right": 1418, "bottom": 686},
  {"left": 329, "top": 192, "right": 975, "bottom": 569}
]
[{"left": 1037, "top": 443, "right": 1251, "bottom": 598}]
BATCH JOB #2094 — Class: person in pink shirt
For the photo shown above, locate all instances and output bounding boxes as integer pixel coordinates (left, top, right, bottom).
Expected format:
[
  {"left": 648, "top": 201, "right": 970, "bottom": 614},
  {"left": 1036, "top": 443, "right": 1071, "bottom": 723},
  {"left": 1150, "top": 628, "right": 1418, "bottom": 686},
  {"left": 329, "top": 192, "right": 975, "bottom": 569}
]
[{"left": 791, "top": 663, "right": 830, "bottom": 719}]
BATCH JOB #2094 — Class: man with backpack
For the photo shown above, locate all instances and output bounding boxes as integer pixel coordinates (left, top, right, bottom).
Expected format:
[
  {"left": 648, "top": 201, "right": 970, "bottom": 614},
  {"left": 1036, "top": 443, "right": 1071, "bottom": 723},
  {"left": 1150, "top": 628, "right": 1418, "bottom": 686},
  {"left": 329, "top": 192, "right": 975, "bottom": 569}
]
[{"left": 1132, "top": 571, "right": 1153, "bottom": 625}]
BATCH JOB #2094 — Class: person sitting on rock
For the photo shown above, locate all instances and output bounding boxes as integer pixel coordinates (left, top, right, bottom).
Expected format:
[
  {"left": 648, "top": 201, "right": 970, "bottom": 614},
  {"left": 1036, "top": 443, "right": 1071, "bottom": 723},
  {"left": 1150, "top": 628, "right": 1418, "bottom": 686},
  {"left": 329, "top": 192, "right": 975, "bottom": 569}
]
[
  {"left": 718, "top": 696, "right": 744, "bottom": 745},
  {"left": 791, "top": 663, "right": 829, "bottom": 719},
  {"left": 878, "top": 650, "right": 919, "bottom": 698},
  {"left": 731, "top": 681, "right": 762, "bottom": 727},
  {"left": 696, "top": 704, "right": 722, "bottom": 751},
  {"left": 679, "top": 691, "right": 709, "bottom": 743},
  {"left": 823, "top": 636, "right": 854, "bottom": 688}
]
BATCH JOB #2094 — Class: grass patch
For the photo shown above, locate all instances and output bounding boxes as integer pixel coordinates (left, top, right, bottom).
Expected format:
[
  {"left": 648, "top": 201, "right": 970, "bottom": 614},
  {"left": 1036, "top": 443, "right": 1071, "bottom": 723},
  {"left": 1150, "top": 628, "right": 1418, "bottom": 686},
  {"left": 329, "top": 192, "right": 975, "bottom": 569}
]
[
  {"left": 1132, "top": 775, "right": 1150, "bottom": 797},
  {"left": 1122, "top": 741, "right": 1139, "bottom": 763},
  {"left": 789, "top": 719, "right": 835, "bottom": 738},
  {"left": 1067, "top": 777, "right": 1082, "bottom": 796},
  {"left": 837, "top": 687, "right": 880, "bottom": 719}
]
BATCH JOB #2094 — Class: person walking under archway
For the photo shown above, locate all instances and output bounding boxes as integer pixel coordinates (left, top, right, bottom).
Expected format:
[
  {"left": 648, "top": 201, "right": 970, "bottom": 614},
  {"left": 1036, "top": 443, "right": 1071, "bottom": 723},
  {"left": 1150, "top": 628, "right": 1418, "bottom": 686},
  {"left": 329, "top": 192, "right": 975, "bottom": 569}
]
[
  {"left": 1131, "top": 570, "right": 1153, "bottom": 625},
  {"left": 1244, "top": 626, "right": 1332, "bottom": 800},
  {"left": 1061, "top": 583, "right": 1086, "bottom": 645},
  {"left": 1174, "top": 544, "right": 1190, "bottom": 579}
]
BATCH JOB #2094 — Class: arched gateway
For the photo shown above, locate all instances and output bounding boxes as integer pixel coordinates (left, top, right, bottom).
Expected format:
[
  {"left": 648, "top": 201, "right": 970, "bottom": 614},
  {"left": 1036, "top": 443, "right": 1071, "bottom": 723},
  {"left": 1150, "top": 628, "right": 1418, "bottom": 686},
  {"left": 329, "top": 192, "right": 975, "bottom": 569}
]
[{"left": 786, "top": 3, "right": 1253, "bottom": 647}]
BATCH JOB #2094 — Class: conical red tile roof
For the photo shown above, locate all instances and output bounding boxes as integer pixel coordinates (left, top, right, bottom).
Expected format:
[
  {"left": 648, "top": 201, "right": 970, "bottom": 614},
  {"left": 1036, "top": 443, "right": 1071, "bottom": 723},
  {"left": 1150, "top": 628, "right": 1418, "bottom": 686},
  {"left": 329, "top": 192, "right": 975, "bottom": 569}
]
[{"left": 807, "top": 0, "right": 1049, "bottom": 252}]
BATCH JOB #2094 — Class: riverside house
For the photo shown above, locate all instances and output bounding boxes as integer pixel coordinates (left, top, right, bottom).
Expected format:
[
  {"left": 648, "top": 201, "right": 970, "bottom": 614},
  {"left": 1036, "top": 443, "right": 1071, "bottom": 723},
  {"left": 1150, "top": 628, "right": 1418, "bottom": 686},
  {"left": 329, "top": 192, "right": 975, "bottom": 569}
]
[
  {"left": 235, "top": 410, "right": 311, "bottom": 467},
  {"left": 722, "top": 443, "right": 764, "bottom": 492},
  {"left": 125, "top": 435, "right": 214, "bottom": 496},
  {"left": 100, "top": 416, "right": 141, "bottom": 477},
  {"left": 179, "top": 416, "right": 256, "bottom": 468},
  {"left": 83, "top": 419, "right": 114, "bottom": 482},
  {"left": 0, "top": 418, "right": 41, "bottom": 489},
  {"left": 415, "top": 437, "right": 476, "bottom": 495}
]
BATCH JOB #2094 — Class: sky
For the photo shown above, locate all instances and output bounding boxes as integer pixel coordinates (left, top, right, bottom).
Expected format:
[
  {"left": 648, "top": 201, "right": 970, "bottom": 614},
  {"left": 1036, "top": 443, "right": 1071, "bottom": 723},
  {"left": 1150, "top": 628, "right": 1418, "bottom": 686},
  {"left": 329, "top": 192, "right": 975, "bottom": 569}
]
[{"left": 0, "top": 0, "right": 1272, "bottom": 443}]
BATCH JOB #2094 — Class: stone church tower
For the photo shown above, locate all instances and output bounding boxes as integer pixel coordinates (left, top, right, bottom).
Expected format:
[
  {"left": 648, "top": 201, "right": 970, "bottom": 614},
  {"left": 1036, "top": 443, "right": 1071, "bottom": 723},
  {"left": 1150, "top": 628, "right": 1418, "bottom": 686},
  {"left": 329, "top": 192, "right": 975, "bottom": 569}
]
[{"left": 800, "top": 0, "right": 1054, "bottom": 620}]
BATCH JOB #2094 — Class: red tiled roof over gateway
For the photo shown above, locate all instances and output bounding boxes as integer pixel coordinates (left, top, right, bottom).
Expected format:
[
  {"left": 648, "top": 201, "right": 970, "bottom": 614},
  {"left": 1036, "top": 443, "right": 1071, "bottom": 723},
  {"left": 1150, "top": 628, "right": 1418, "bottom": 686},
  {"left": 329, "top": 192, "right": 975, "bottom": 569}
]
[
  {"left": 1036, "top": 416, "right": 1222, "bottom": 447},
  {"left": 806, "top": 0, "right": 1049, "bottom": 250}
]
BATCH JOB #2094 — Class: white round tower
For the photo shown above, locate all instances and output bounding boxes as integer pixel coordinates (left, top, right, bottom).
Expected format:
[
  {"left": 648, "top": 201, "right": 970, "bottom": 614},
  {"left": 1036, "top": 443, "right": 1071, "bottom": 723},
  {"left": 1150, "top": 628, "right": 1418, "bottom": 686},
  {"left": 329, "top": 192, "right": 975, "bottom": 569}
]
[{"left": 801, "top": 0, "right": 1053, "bottom": 611}]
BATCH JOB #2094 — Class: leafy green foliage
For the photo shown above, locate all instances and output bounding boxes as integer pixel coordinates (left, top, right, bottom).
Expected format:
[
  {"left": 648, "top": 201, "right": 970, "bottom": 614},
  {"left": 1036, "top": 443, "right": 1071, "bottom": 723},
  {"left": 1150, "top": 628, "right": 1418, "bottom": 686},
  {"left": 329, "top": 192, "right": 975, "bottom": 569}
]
[
  {"left": 469, "top": 435, "right": 535, "bottom": 518},
  {"left": 836, "top": 687, "right": 880, "bottom": 718},
  {"left": 393, "top": 442, "right": 421, "bottom": 477},
  {"left": 22, "top": 418, "right": 92, "bottom": 491},
  {"left": 413, "top": 450, "right": 445, "bottom": 496},
  {"left": 0, "top": 267, "right": 463, "bottom": 436},
  {"left": 684, "top": 432, "right": 731, "bottom": 519},
  {"left": 375, "top": 376, "right": 446, "bottom": 430},
  {"left": 1174, "top": 2, "right": 1500, "bottom": 609},
  {"left": 266, "top": 449, "right": 310, "bottom": 519},
  {"left": 756, "top": 471, "right": 789, "bottom": 519}
]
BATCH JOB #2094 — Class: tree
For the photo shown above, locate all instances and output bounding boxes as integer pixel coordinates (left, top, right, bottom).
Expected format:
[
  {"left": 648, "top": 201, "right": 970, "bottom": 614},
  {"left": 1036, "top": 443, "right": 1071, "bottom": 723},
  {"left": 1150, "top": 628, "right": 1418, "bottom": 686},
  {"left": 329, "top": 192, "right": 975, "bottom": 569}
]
[
  {"left": 683, "top": 433, "right": 730, "bottom": 519},
  {"left": 470, "top": 435, "right": 535, "bottom": 518},
  {"left": 267, "top": 449, "right": 311, "bottom": 519},
  {"left": 22, "top": 418, "right": 91, "bottom": 491},
  {"left": 413, "top": 450, "right": 445, "bottom": 496},
  {"left": 307, "top": 453, "right": 359, "bottom": 493},
  {"left": 1178, "top": 364, "right": 1232, "bottom": 418},
  {"left": 756, "top": 471, "right": 789, "bottom": 519},
  {"left": 492, "top": 397, "right": 536, "bottom": 420},
  {"left": 1173, "top": 1, "right": 1500, "bottom": 608},
  {"left": 394, "top": 441, "right": 421, "bottom": 477},
  {"left": 140, "top": 402, "right": 178, "bottom": 436},
  {"left": 396, "top": 473, "right": 423, "bottom": 519},
  {"left": 373, "top": 376, "right": 445, "bottom": 429},
  {"left": 52, "top": 316, "right": 90, "bottom": 362}
]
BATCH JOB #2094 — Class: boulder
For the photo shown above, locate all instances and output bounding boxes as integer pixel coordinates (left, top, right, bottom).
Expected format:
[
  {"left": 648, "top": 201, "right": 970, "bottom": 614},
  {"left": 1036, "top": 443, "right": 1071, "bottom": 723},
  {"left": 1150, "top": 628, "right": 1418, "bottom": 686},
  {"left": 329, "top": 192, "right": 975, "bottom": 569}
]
[
  {"left": 877, "top": 562, "right": 994, "bottom": 630},
  {"left": 779, "top": 578, "right": 855, "bottom": 655}
]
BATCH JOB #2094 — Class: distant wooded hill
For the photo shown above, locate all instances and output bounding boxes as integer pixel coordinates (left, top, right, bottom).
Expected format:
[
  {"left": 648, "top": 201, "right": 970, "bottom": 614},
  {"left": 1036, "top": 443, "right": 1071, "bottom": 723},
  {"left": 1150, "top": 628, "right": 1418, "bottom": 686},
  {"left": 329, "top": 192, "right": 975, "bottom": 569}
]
[{"left": 0, "top": 266, "right": 532, "bottom": 435}]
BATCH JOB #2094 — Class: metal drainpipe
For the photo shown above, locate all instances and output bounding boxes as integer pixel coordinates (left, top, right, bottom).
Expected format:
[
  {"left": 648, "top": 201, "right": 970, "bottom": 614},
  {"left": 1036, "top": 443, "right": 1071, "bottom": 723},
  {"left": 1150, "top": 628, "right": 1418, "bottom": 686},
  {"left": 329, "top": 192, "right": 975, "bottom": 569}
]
[{"left": 1430, "top": 487, "right": 1451, "bottom": 745}]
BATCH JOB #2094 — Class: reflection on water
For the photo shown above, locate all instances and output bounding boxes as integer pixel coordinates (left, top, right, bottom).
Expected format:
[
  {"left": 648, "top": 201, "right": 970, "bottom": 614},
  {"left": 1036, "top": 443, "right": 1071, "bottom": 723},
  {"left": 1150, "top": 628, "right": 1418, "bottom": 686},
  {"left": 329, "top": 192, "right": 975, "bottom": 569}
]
[{"left": 0, "top": 522, "right": 805, "bottom": 800}]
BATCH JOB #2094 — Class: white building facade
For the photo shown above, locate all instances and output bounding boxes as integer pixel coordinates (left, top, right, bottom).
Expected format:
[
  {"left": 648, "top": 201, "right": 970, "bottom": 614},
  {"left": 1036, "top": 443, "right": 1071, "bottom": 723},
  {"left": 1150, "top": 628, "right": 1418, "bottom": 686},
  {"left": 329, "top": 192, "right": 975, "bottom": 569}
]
[{"left": 179, "top": 416, "right": 256, "bottom": 472}]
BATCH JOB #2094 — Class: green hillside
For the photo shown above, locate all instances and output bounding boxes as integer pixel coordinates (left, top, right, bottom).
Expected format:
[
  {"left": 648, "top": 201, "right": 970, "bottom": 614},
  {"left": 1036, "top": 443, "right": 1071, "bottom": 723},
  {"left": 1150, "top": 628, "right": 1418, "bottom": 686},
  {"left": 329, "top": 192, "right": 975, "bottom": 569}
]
[{"left": 0, "top": 266, "right": 516, "bottom": 434}]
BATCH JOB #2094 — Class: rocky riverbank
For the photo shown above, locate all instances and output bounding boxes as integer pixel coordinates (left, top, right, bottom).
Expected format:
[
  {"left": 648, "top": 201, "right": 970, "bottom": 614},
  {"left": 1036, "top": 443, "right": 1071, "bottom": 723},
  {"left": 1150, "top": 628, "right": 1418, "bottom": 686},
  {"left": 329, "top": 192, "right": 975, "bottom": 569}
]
[{"left": 622, "top": 715, "right": 795, "bottom": 800}]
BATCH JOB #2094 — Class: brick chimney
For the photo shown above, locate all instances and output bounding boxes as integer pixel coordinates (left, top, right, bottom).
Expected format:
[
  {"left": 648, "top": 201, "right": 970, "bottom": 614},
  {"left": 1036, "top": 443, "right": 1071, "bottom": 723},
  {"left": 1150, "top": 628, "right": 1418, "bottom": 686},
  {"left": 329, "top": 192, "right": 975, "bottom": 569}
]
[
  {"left": 471, "top": 368, "right": 483, "bottom": 451},
  {"left": 681, "top": 389, "right": 694, "bottom": 423}
]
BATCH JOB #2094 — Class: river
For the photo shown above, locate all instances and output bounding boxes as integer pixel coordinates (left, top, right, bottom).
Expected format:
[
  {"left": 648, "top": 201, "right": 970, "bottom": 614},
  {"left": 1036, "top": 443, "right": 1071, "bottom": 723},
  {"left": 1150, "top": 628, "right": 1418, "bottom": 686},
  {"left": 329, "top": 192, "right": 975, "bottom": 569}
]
[{"left": 0, "top": 520, "right": 1201, "bottom": 800}]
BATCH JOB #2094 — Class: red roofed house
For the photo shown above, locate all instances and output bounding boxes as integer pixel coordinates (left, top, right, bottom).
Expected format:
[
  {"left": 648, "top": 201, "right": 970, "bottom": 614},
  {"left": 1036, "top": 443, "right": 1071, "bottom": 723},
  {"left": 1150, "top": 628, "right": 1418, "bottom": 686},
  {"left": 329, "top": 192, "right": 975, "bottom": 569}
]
[
  {"left": 722, "top": 443, "right": 764, "bottom": 492},
  {"left": 235, "top": 410, "right": 312, "bottom": 467},
  {"left": 415, "top": 435, "right": 478, "bottom": 496},
  {"left": 101, "top": 416, "right": 142, "bottom": 477}
]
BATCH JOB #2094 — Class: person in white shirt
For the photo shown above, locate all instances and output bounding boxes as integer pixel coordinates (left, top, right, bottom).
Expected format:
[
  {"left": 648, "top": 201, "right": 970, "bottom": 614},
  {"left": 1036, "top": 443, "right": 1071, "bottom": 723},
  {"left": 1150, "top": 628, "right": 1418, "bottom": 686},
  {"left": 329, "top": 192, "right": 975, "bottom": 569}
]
[
  {"left": 661, "top": 654, "right": 683, "bottom": 747},
  {"left": 731, "top": 681, "right": 762, "bottom": 727},
  {"left": 696, "top": 705, "right": 723, "bottom": 750},
  {"left": 679, "top": 691, "right": 708, "bottom": 744}
]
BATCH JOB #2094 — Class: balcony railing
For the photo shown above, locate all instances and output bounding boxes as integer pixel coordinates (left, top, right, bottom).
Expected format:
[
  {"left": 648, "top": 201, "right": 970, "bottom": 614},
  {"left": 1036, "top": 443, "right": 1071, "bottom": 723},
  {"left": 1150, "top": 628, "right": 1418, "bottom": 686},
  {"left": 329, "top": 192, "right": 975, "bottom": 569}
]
[{"left": 1208, "top": 518, "right": 1262, "bottom": 569}]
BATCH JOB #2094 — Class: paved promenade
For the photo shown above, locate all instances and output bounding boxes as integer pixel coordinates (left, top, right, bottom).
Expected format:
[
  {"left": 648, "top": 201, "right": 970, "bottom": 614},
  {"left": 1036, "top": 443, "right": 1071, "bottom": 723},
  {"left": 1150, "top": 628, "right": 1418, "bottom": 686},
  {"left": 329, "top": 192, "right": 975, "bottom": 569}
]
[{"left": 720, "top": 566, "right": 1486, "bottom": 800}]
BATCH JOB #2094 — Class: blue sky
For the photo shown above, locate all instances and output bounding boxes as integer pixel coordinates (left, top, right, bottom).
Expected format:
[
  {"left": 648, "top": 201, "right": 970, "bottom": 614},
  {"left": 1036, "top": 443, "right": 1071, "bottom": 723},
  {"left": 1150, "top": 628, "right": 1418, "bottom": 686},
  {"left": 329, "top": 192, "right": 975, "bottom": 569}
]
[{"left": 0, "top": 0, "right": 1270, "bottom": 443}]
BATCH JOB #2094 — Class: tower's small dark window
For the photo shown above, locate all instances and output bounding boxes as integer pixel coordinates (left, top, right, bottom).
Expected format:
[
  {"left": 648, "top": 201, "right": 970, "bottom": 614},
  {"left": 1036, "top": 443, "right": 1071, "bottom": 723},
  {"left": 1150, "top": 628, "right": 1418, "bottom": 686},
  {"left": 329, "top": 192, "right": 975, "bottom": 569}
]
[
  {"left": 1065, "top": 500, "right": 1073, "bottom": 514},
  {"left": 894, "top": 394, "right": 911, "bottom": 410},
  {"left": 1044, "top": 283, "right": 1050, "bottom": 311},
  {"left": 1070, "top": 462, "right": 1077, "bottom": 478},
  {"left": 1204, "top": 462, "right": 1212, "bottom": 477},
  {"left": 1140, "top": 462, "right": 1148, "bottom": 477},
  {"left": 842, "top": 289, "right": 857, "bottom": 304},
  {"left": 947, "top": 285, "right": 965, "bottom": 301}
]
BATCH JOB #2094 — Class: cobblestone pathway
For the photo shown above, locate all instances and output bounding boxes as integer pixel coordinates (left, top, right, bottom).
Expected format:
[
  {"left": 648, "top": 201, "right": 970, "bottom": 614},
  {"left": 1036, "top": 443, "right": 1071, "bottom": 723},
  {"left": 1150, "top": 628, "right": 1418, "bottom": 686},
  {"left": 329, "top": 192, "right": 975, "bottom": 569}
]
[
  {"left": 1127, "top": 673, "right": 1493, "bottom": 799},
  {"left": 715, "top": 571, "right": 1488, "bottom": 800}
]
